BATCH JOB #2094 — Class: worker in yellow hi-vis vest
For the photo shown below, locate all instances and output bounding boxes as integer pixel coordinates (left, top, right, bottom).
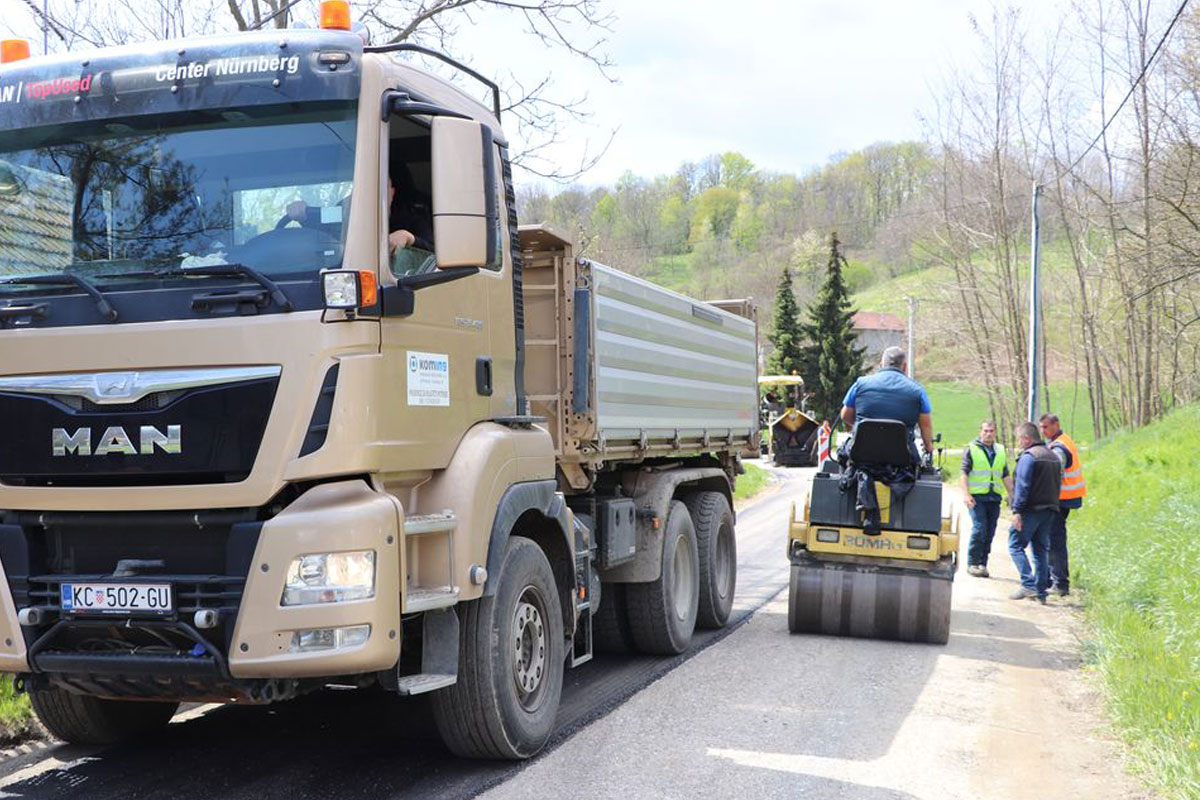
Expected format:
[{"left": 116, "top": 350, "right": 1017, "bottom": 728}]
[
  {"left": 1039, "top": 413, "right": 1086, "bottom": 597},
  {"left": 959, "top": 420, "right": 1014, "bottom": 578}
]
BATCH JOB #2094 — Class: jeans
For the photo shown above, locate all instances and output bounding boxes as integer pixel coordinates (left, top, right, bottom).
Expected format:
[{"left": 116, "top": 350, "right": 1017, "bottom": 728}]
[
  {"left": 967, "top": 499, "right": 1002, "bottom": 567},
  {"left": 1049, "top": 507, "right": 1071, "bottom": 591},
  {"left": 1008, "top": 508, "right": 1054, "bottom": 597}
]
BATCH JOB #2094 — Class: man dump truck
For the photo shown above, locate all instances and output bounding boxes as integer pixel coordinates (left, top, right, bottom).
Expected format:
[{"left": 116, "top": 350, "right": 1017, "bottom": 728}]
[
  {"left": 759, "top": 375, "right": 819, "bottom": 467},
  {"left": 786, "top": 420, "right": 959, "bottom": 644},
  {"left": 0, "top": 9, "right": 758, "bottom": 759}
]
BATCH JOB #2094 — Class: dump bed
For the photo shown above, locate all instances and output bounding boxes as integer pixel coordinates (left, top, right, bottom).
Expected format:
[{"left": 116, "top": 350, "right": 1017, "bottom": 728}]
[{"left": 519, "top": 225, "right": 758, "bottom": 481}]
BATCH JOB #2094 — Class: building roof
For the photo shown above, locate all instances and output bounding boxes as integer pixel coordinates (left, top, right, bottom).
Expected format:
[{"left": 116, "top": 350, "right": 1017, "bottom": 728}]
[{"left": 853, "top": 311, "right": 906, "bottom": 332}]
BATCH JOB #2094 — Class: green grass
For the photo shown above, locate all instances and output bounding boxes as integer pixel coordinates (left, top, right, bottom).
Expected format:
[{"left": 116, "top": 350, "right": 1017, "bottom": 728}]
[
  {"left": 734, "top": 462, "right": 772, "bottom": 501},
  {"left": 1071, "top": 405, "right": 1200, "bottom": 799},
  {"left": 851, "top": 264, "right": 954, "bottom": 317},
  {"left": 925, "top": 380, "right": 1096, "bottom": 449},
  {"left": 0, "top": 675, "right": 32, "bottom": 740}
]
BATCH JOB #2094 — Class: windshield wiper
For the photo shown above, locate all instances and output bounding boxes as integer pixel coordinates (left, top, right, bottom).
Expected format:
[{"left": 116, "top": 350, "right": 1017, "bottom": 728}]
[
  {"left": 96, "top": 264, "right": 294, "bottom": 312},
  {"left": 0, "top": 274, "right": 118, "bottom": 322}
]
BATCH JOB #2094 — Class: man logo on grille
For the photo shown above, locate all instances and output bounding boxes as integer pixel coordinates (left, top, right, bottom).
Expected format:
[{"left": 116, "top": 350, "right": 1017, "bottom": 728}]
[{"left": 52, "top": 425, "right": 182, "bottom": 456}]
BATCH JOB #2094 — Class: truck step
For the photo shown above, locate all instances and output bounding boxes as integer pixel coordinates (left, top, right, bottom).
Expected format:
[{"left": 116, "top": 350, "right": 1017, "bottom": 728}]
[
  {"left": 403, "top": 512, "right": 457, "bottom": 536},
  {"left": 405, "top": 586, "right": 460, "bottom": 612},
  {"left": 393, "top": 673, "right": 457, "bottom": 695}
]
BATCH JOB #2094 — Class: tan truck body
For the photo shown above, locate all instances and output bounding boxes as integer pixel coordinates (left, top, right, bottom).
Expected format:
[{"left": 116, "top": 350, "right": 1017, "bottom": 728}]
[{"left": 0, "top": 27, "right": 757, "bottom": 757}]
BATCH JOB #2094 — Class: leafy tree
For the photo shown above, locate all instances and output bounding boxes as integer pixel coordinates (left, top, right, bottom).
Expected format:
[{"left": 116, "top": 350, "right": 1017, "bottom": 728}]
[
  {"left": 767, "top": 267, "right": 804, "bottom": 376},
  {"left": 690, "top": 186, "right": 740, "bottom": 241},
  {"left": 732, "top": 197, "right": 764, "bottom": 251},
  {"left": 719, "top": 152, "right": 757, "bottom": 192},
  {"left": 799, "top": 233, "right": 865, "bottom": 422},
  {"left": 591, "top": 192, "right": 617, "bottom": 236},
  {"left": 658, "top": 195, "right": 690, "bottom": 255}
]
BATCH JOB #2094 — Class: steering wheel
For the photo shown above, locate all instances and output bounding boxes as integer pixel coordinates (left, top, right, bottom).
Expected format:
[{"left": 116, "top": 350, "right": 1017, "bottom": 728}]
[{"left": 235, "top": 226, "right": 342, "bottom": 272}]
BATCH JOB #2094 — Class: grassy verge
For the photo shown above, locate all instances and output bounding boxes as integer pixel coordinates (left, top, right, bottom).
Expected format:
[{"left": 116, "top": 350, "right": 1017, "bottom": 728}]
[
  {"left": 0, "top": 674, "right": 34, "bottom": 745},
  {"left": 925, "top": 380, "right": 1095, "bottom": 448},
  {"left": 1072, "top": 405, "right": 1199, "bottom": 799},
  {"left": 734, "top": 462, "right": 772, "bottom": 502}
]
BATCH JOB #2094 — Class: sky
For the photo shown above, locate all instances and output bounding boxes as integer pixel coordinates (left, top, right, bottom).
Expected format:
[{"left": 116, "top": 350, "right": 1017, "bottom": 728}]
[
  {"left": 1, "top": 0, "right": 1067, "bottom": 186},
  {"left": 452, "top": 0, "right": 1050, "bottom": 186}
]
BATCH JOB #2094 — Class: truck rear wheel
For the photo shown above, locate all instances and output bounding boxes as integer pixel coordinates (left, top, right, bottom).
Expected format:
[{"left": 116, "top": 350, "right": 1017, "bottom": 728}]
[
  {"left": 625, "top": 501, "right": 699, "bottom": 655},
  {"left": 683, "top": 491, "right": 737, "bottom": 629},
  {"left": 431, "top": 536, "right": 564, "bottom": 759},
  {"left": 29, "top": 687, "right": 178, "bottom": 746},
  {"left": 592, "top": 581, "right": 634, "bottom": 654}
]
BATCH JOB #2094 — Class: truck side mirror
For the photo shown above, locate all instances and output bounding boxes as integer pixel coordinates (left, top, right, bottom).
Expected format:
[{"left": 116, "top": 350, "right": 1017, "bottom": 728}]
[{"left": 431, "top": 117, "right": 501, "bottom": 271}]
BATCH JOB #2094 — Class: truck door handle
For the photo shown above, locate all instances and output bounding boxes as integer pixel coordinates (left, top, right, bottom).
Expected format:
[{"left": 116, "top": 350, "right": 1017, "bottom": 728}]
[{"left": 476, "top": 357, "right": 493, "bottom": 397}]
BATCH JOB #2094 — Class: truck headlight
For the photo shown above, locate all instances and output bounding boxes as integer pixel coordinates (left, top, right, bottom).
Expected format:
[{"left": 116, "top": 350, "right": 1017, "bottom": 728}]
[
  {"left": 281, "top": 550, "right": 376, "bottom": 606},
  {"left": 322, "top": 269, "right": 377, "bottom": 309}
]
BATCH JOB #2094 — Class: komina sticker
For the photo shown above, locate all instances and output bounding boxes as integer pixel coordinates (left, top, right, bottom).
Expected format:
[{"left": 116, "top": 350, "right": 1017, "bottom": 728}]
[{"left": 407, "top": 351, "right": 450, "bottom": 407}]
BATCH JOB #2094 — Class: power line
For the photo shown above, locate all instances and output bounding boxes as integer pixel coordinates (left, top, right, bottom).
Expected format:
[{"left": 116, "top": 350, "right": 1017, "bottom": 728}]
[{"left": 1054, "top": 0, "right": 1191, "bottom": 183}]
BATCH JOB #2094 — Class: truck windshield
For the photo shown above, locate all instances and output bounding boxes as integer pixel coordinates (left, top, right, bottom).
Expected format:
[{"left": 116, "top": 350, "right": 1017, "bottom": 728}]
[{"left": 0, "top": 101, "right": 357, "bottom": 283}]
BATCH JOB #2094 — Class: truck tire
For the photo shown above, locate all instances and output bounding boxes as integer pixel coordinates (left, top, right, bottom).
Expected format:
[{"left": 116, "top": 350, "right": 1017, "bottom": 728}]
[
  {"left": 683, "top": 491, "right": 737, "bottom": 629},
  {"left": 29, "top": 687, "right": 178, "bottom": 745},
  {"left": 591, "top": 581, "right": 634, "bottom": 654},
  {"left": 625, "top": 500, "right": 699, "bottom": 655},
  {"left": 431, "top": 536, "right": 564, "bottom": 759}
]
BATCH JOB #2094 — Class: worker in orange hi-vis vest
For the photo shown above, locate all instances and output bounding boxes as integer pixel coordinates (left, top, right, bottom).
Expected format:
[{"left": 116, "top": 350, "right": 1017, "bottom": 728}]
[{"left": 1038, "top": 413, "right": 1086, "bottom": 597}]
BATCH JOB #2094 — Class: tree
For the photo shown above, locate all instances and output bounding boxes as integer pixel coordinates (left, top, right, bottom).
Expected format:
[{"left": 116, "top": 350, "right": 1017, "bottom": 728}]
[
  {"left": 799, "top": 233, "right": 865, "bottom": 423},
  {"left": 767, "top": 267, "right": 803, "bottom": 377}
]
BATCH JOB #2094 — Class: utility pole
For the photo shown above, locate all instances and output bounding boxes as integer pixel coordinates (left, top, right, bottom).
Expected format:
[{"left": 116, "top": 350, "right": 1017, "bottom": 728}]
[
  {"left": 904, "top": 296, "right": 917, "bottom": 378},
  {"left": 1027, "top": 183, "right": 1042, "bottom": 422},
  {"left": 42, "top": 0, "right": 48, "bottom": 53}
]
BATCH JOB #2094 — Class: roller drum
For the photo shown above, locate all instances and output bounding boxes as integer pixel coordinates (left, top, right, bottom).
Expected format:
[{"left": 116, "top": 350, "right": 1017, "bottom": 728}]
[{"left": 787, "top": 562, "right": 952, "bottom": 645}]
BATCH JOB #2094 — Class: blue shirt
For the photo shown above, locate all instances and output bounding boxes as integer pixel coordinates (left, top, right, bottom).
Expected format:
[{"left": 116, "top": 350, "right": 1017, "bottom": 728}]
[{"left": 842, "top": 368, "right": 932, "bottom": 432}]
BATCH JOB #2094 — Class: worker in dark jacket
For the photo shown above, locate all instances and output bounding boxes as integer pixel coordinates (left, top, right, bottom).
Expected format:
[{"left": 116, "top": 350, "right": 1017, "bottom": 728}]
[{"left": 1007, "top": 422, "right": 1062, "bottom": 603}]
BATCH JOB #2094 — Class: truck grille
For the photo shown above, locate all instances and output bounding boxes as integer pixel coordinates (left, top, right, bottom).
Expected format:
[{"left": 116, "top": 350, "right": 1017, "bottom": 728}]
[
  {"left": 0, "top": 372, "right": 279, "bottom": 487},
  {"left": 0, "top": 510, "right": 262, "bottom": 679}
]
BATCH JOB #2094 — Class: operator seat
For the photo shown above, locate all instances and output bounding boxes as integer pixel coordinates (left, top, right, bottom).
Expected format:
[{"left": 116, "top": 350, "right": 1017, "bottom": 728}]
[{"left": 847, "top": 418, "right": 915, "bottom": 468}]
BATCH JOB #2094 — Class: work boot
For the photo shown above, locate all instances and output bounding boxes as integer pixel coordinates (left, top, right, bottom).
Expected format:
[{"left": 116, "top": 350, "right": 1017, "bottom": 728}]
[{"left": 1009, "top": 587, "right": 1037, "bottom": 601}]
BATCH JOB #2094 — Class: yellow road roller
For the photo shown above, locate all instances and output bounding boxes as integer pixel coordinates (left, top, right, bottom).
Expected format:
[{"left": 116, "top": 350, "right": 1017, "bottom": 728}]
[{"left": 786, "top": 419, "right": 960, "bottom": 644}]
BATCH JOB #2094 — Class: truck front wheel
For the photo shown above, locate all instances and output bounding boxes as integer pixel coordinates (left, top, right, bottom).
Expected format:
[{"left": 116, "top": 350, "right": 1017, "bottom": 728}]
[
  {"left": 431, "top": 536, "right": 565, "bottom": 760},
  {"left": 625, "top": 500, "right": 699, "bottom": 655},
  {"left": 29, "top": 687, "right": 178, "bottom": 746}
]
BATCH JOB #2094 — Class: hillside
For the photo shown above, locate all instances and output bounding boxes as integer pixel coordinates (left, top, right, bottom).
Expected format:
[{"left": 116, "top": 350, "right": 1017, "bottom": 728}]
[{"left": 850, "top": 243, "right": 1091, "bottom": 386}]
